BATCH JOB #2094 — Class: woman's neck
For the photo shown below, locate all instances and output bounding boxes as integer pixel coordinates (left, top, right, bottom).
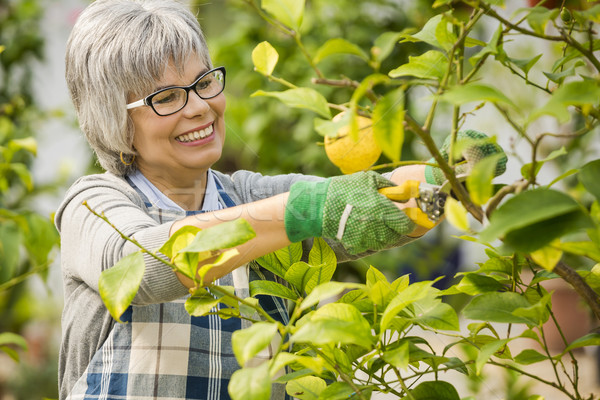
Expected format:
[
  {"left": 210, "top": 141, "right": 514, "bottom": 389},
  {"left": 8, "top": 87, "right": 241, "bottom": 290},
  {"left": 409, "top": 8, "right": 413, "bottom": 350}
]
[{"left": 139, "top": 168, "right": 209, "bottom": 211}]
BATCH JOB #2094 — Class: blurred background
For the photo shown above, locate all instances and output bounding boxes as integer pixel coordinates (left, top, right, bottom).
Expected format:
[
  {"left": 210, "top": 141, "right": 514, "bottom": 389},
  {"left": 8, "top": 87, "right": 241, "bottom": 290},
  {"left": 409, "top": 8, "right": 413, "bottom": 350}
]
[{"left": 0, "top": 0, "right": 598, "bottom": 399}]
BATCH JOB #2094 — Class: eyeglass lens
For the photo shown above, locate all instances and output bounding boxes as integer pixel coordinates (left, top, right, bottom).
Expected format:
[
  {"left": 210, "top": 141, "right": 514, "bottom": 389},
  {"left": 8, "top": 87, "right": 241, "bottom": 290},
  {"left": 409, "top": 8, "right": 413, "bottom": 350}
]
[{"left": 151, "top": 69, "right": 225, "bottom": 116}]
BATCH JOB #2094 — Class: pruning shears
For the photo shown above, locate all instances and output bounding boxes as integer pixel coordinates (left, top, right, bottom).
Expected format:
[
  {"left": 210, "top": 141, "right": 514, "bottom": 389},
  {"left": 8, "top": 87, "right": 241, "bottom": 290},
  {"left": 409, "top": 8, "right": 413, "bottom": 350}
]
[{"left": 378, "top": 175, "right": 466, "bottom": 229}]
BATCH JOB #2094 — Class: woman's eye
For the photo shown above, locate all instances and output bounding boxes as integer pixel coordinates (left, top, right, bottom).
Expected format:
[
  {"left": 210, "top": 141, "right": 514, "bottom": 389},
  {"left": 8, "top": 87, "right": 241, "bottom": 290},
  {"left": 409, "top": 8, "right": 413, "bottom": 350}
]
[
  {"left": 153, "top": 90, "right": 181, "bottom": 105},
  {"left": 196, "top": 79, "right": 212, "bottom": 91}
]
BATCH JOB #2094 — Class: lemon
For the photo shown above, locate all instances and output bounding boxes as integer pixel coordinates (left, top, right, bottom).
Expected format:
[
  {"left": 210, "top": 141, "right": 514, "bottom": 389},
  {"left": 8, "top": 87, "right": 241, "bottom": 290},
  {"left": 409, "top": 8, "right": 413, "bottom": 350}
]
[{"left": 324, "top": 111, "right": 382, "bottom": 174}]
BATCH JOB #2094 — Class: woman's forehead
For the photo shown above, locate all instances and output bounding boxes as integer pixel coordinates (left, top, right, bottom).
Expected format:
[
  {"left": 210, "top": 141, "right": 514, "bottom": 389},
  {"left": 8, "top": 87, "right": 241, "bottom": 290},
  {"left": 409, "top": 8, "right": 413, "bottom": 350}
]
[{"left": 155, "top": 54, "right": 208, "bottom": 88}]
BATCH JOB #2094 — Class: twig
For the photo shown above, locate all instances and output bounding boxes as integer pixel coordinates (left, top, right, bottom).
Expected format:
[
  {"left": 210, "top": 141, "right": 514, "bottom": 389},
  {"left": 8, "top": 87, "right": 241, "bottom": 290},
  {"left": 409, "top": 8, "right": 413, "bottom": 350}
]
[
  {"left": 552, "top": 261, "right": 600, "bottom": 322},
  {"left": 0, "top": 262, "right": 51, "bottom": 292},
  {"left": 83, "top": 201, "right": 174, "bottom": 269},
  {"left": 485, "top": 179, "right": 528, "bottom": 219},
  {"left": 404, "top": 115, "right": 484, "bottom": 222},
  {"left": 487, "top": 360, "right": 578, "bottom": 400}
]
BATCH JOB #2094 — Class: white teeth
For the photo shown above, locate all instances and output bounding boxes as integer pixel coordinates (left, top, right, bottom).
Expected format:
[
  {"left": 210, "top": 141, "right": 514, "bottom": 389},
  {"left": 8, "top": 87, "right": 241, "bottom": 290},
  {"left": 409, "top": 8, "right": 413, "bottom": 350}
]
[{"left": 176, "top": 124, "right": 214, "bottom": 142}]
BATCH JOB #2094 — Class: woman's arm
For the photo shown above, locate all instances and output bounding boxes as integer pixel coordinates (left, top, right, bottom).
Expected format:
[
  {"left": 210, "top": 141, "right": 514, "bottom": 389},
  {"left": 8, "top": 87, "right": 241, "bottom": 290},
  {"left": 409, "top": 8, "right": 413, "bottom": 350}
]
[
  {"left": 173, "top": 165, "right": 436, "bottom": 288},
  {"left": 170, "top": 192, "right": 292, "bottom": 287}
]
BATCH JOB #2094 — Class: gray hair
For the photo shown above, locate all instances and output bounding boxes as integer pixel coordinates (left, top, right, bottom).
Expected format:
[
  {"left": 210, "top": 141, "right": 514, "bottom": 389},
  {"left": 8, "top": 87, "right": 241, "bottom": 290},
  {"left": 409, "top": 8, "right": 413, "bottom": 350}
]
[{"left": 65, "top": 0, "right": 212, "bottom": 175}]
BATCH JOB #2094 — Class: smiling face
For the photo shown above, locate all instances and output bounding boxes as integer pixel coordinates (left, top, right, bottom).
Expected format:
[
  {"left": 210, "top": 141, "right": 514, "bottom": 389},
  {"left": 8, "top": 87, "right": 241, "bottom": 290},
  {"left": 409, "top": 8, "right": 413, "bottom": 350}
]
[{"left": 128, "top": 53, "right": 226, "bottom": 194}]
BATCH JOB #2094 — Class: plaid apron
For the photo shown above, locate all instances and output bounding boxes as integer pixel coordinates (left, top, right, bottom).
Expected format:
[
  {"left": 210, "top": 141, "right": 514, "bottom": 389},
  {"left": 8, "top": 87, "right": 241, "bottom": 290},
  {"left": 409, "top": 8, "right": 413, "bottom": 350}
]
[{"left": 66, "top": 173, "right": 290, "bottom": 399}]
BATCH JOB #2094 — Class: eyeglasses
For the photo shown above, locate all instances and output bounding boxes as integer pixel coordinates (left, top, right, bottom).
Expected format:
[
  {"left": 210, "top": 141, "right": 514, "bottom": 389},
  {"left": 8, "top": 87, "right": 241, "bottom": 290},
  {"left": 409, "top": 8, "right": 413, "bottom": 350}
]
[{"left": 126, "top": 66, "right": 226, "bottom": 116}]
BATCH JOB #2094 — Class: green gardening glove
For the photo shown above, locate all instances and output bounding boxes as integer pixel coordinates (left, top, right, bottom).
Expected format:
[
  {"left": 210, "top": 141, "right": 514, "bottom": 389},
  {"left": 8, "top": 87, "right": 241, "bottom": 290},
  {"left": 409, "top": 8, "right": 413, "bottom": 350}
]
[
  {"left": 424, "top": 130, "right": 507, "bottom": 185},
  {"left": 285, "top": 171, "right": 416, "bottom": 255}
]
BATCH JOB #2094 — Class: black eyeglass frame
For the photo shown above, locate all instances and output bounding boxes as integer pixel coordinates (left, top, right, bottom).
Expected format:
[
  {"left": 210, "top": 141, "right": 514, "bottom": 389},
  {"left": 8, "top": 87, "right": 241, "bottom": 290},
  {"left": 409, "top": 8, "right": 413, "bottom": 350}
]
[{"left": 126, "top": 66, "right": 226, "bottom": 116}]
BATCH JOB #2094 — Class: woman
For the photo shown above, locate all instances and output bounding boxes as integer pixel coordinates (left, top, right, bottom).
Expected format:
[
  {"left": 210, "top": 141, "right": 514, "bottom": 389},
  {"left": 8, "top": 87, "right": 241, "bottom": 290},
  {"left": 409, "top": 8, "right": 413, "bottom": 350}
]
[{"left": 56, "top": 0, "right": 504, "bottom": 399}]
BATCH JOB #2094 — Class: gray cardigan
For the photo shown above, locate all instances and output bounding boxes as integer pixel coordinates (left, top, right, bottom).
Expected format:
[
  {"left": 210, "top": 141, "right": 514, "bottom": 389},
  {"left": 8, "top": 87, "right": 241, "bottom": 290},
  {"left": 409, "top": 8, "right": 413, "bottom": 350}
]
[{"left": 54, "top": 169, "right": 405, "bottom": 398}]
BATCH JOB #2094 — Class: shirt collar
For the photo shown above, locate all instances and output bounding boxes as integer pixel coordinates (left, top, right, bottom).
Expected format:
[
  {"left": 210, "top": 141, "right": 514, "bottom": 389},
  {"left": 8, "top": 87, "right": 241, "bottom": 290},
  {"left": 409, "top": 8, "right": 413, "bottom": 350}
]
[{"left": 126, "top": 169, "right": 222, "bottom": 212}]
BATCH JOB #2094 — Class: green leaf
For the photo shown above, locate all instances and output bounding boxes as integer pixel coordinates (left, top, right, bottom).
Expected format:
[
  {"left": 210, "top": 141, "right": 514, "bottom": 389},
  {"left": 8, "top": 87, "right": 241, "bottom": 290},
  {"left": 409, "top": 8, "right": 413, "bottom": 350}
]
[
  {"left": 439, "top": 83, "right": 516, "bottom": 109},
  {"left": 547, "top": 168, "right": 578, "bottom": 189},
  {"left": 9, "top": 137, "right": 37, "bottom": 156},
  {"left": 196, "top": 249, "right": 239, "bottom": 282},
  {"left": 261, "top": 0, "right": 305, "bottom": 31},
  {"left": 182, "top": 219, "right": 256, "bottom": 253},
  {"left": 250, "top": 280, "right": 298, "bottom": 301},
  {"left": 530, "top": 81, "right": 600, "bottom": 123},
  {"left": 369, "top": 280, "right": 391, "bottom": 307},
  {"left": 308, "top": 238, "right": 335, "bottom": 268},
  {"left": 526, "top": 7, "right": 559, "bottom": 35},
  {"left": 305, "top": 237, "right": 336, "bottom": 293},
  {"left": 184, "top": 289, "right": 220, "bottom": 317},
  {"left": 530, "top": 243, "right": 563, "bottom": 271},
  {"left": 551, "top": 40, "right": 600, "bottom": 73},
  {"left": 406, "top": 381, "right": 460, "bottom": 400},
  {"left": 380, "top": 280, "right": 435, "bottom": 331},
  {"left": 402, "top": 14, "right": 455, "bottom": 52},
  {"left": 98, "top": 251, "right": 145, "bottom": 323},
  {"left": 543, "top": 62, "right": 583, "bottom": 84},
  {"left": 514, "top": 349, "right": 548, "bottom": 365},
  {"left": 445, "top": 197, "right": 470, "bottom": 232},
  {"left": 468, "top": 153, "right": 505, "bottom": 206},
  {"left": 23, "top": 212, "right": 59, "bottom": 266},
  {"left": 285, "top": 376, "right": 326, "bottom": 400},
  {"left": 580, "top": 159, "right": 600, "bottom": 202},
  {"left": 0, "top": 332, "right": 28, "bottom": 350},
  {"left": 456, "top": 273, "right": 506, "bottom": 295},
  {"left": 505, "top": 211, "right": 591, "bottom": 253},
  {"left": 563, "top": 333, "right": 600, "bottom": 353},
  {"left": 371, "top": 31, "right": 404, "bottom": 66},
  {"left": 229, "top": 363, "right": 271, "bottom": 400},
  {"left": 314, "top": 112, "right": 352, "bottom": 138},
  {"left": 382, "top": 341, "right": 410, "bottom": 370},
  {"left": 434, "top": 15, "right": 457, "bottom": 52},
  {"left": 252, "top": 88, "right": 331, "bottom": 119},
  {"left": 389, "top": 50, "right": 448, "bottom": 80},
  {"left": 575, "top": 4, "right": 600, "bottom": 23},
  {"left": 470, "top": 24, "right": 502, "bottom": 66},
  {"left": 475, "top": 338, "right": 512, "bottom": 375},
  {"left": 521, "top": 146, "right": 567, "bottom": 180},
  {"left": 554, "top": 241, "right": 600, "bottom": 263},
  {"left": 284, "top": 261, "right": 318, "bottom": 293},
  {"left": 366, "top": 265, "right": 389, "bottom": 287},
  {"left": 299, "top": 281, "right": 363, "bottom": 311},
  {"left": 10, "top": 163, "right": 33, "bottom": 191},
  {"left": 318, "top": 382, "right": 360, "bottom": 400},
  {"left": 462, "top": 292, "right": 534, "bottom": 325},
  {"left": 292, "top": 318, "right": 373, "bottom": 348},
  {"left": 270, "top": 353, "right": 325, "bottom": 376},
  {"left": 0, "top": 221, "right": 21, "bottom": 283},
  {"left": 480, "top": 188, "right": 591, "bottom": 251},
  {"left": 158, "top": 225, "right": 202, "bottom": 279},
  {"left": 512, "top": 291, "right": 552, "bottom": 326},
  {"left": 373, "top": 88, "right": 405, "bottom": 163},
  {"left": 252, "top": 41, "right": 279, "bottom": 76},
  {"left": 478, "top": 256, "right": 512, "bottom": 275},
  {"left": 159, "top": 225, "right": 201, "bottom": 259},
  {"left": 509, "top": 53, "right": 543, "bottom": 77},
  {"left": 291, "top": 303, "right": 374, "bottom": 349},
  {"left": 232, "top": 322, "right": 279, "bottom": 366},
  {"left": 313, "top": 38, "right": 368, "bottom": 64},
  {"left": 256, "top": 242, "right": 302, "bottom": 279},
  {"left": 411, "top": 297, "right": 460, "bottom": 331}
]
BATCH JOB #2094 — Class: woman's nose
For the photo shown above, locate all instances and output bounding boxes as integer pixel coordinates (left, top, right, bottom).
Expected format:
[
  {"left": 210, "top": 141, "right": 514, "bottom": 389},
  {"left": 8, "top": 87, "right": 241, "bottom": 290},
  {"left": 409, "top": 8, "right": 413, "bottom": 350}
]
[{"left": 183, "top": 91, "right": 211, "bottom": 117}]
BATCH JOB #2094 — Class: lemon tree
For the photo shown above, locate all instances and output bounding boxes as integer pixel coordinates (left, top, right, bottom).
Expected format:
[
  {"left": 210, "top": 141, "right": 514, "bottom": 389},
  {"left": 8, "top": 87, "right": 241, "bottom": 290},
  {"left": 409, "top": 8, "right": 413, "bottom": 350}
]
[{"left": 96, "top": 1, "right": 600, "bottom": 399}]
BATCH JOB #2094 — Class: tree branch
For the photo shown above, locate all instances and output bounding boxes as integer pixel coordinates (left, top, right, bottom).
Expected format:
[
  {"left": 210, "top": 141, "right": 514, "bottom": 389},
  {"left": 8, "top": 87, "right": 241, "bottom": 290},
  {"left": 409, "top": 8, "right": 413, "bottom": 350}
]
[{"left": 552, "top": 261, "right": 600, "bottom": 323}]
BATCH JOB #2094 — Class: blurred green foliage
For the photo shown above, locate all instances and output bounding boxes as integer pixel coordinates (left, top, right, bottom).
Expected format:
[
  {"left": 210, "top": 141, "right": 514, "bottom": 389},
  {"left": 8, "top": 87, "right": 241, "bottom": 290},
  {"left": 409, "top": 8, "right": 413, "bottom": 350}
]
[
  {"left": 0, "top": 0, "right": 60, "bottom": 398},
  {"left": 197, "top": 0, "right": 437, "bottom": 176},
  {"left": 193, "top": 0, "right": 454, "bottom": 284}
]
